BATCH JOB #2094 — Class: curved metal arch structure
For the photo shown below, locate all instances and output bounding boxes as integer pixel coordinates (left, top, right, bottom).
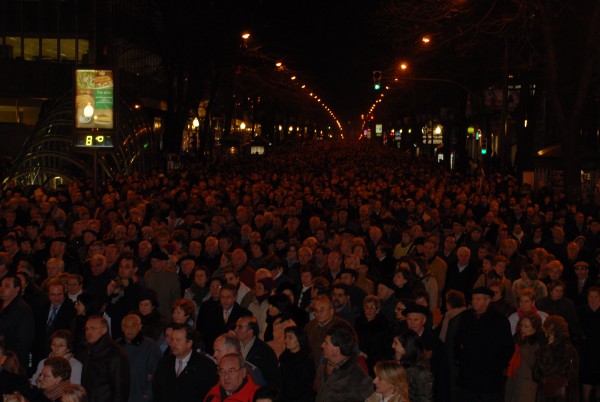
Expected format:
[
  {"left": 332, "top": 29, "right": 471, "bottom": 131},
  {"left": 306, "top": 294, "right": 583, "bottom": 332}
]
[{"left": 2, "top": 90, "right": 155, "bottom": 188}]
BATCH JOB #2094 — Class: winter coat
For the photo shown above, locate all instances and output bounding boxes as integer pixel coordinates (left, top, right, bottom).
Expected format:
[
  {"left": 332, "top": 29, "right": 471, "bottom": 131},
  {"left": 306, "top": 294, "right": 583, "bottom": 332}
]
[
  {"left": 315, "top": 353, "right": 373, "bottom": 402},
  {"left": 79, "top": 333, "right": 130, "bottom": 402},
  {"left": 203, "top": 375, "right": 259, "bottom": 402}
]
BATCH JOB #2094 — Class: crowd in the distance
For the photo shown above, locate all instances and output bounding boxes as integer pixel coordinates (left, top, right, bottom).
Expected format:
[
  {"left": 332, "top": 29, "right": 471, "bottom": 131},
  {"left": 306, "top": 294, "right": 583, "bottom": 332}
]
[{"left": 0, "top": 140, "right": 598, "bottom": 402}]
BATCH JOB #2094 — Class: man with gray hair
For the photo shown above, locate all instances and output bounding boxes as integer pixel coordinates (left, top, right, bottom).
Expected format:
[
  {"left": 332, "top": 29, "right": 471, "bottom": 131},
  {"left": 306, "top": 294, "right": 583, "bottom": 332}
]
[
  {"left": 80, "top": 315, "right": 130, "bottom": 402},
  {"left": 444, "top": 246, "right": 478, "bottom": 302},
  {"left": 118, "top": 314, "right": 161, "bottom": 402},
  {"left": 213, "top": 333, "right": 265, "bottom": 386}
]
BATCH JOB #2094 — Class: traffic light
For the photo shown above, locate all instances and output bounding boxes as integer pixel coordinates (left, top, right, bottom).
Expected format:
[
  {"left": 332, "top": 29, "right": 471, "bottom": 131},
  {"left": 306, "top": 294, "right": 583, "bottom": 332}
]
[
  {"left": 373, "top": 71, "right": 381, "bottom": 90},
  {"left": 481, "top": 137, "right": 488, "bottom": 155}
]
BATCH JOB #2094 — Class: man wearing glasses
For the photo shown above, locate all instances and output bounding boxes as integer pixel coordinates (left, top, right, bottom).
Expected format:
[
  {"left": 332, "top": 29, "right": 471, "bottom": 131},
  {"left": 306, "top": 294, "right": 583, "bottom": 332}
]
[{"left": 204, "top": 353, "right": 259, "bottom": 402}]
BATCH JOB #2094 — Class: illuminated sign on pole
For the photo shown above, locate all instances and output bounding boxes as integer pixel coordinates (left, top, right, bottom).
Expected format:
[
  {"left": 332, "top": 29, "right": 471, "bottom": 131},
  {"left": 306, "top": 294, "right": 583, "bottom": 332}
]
[{"left": 75, "top": 69, "right": 114, "bottom": 130}]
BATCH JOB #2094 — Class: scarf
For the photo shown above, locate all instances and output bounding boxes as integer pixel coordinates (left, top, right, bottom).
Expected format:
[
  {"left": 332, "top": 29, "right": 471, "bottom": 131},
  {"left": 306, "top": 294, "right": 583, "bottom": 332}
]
[
  {"left": 44, "top": 380, "right": 71, "bottom": 401},
  {"left": 439, "top": 307, "right": 466, "bottom": 342},
  {"left": 507, "top": 342, "right": 521, "bottom": 377}
]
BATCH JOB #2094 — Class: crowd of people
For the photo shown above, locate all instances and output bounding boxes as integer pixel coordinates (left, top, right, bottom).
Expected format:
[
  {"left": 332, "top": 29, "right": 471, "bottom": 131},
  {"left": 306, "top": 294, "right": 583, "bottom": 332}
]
[{"left": 0, "top": 140, "right": 598, "bottom": 402}]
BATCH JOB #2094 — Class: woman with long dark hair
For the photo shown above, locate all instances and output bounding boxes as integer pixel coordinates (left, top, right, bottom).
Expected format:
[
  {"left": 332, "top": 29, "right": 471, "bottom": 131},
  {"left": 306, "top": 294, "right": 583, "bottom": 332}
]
[
  {"left": 392, "top": 329, "right": 433, "bottom": 402},
  {"left": 279, "top": 326, "right": 315, "bottom": 402}
]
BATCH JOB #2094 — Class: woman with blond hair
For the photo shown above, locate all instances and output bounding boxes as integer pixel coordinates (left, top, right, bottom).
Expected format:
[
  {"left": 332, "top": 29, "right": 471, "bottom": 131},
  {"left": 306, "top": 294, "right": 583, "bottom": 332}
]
[
  {"left": 365, "top": 360, "right": 409, "bottom": 402},
  {"left": 60, "top": 384, "right": 88, "bottom": 402}
]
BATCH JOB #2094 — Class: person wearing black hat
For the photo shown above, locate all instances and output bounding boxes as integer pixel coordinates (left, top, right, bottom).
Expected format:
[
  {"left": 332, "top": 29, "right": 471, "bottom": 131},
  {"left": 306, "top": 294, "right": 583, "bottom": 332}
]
[
  {"left": 402, "top": 301, "right": 444, "bottom": 396},
  {"left": 376, "top": 277, "right": 399, "bottom": 327},
  {"left": 454, "top": 286, "right": 514, "bottom": 401},
  {"left": 381, "top": 216, "right": 401, "bottom": 246},
  {"left": 176, "top": 255, "right": 197, "bottom": 295}
]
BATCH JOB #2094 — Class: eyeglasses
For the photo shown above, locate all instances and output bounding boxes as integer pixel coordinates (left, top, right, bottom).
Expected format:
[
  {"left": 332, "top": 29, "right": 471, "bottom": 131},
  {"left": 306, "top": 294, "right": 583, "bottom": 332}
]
[{"left": 217, "top": 368, "right": 242, "bottom": 377}]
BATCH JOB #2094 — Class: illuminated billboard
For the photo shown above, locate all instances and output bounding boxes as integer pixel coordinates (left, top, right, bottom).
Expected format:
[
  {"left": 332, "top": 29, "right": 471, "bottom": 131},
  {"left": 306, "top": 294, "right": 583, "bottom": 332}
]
[{"left": 75, "top": 69, "right": 114, "bottom": 130}]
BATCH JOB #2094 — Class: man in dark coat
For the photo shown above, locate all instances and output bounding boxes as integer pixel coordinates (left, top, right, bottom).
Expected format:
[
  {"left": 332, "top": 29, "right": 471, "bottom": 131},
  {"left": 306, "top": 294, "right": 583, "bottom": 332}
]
[
  {"left": 455, "top": 287, "right": 514, "bottom": 402},
  {"left": 315, "top": 322, "right": 373, "bottom": 402},
  {"left": 153, "top": 324, "right": 218, "bottom": 402},
  {"left": 234, "top": 315, "right": 280, "bottom": 387},
  {"left": 79, "top": 315, "right": 130, "bottom": 402},
  {"left": 199, "top": 283, "right": 251, "bottom": 355},
  {"left": 0, "top": 274, "right": 35, "bottom": 368},
  {"left": 33, "top": 278, "right": 76, "bottom": 366}
]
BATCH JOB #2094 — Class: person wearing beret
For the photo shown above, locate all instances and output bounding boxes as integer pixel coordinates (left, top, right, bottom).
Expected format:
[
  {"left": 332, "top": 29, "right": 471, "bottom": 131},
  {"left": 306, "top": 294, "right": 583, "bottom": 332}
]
[{"left": 455, "top": 287, "right": 514, "bottom": 402}]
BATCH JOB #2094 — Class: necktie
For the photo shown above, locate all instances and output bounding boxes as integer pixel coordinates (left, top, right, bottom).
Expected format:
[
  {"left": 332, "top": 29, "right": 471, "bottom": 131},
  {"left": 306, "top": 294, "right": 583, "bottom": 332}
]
[
  {"left": 176, "top": 359, "right": 184, "bottom": 376},
  {"left": 48, "top": 306, "right": 58, "bottom": 327},
  {"left": 224, "top": 310, "right": 230, "bottom": 323}
]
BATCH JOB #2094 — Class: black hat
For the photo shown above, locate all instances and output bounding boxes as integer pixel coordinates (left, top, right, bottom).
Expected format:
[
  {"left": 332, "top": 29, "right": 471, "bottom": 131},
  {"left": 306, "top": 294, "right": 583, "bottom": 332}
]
[
  {"left": 138, "top": 289, "right": 159, "bottom": 308},
  {"left": 267, "top": 293, "right": 293, "bottom": 317},
  {"left": 276, "top": 281, "right": 296, "bottom": 296},
  {"left": 191, "top": 222, "right": 205, "bottom": 231},
  {"left": 472, "top": 287, "right": 494, "bottom": 297},
  {"left": 378, "top": 277, "right": 397, "bottom": 292},
  {"left": 469, "top": 225, "right": 482, "bottom": 233},
  {"left": 382, "top": 217, "right": 397, "bottom": 226},
  {"left": 150, "top": 247, "right": 169, "bottom": 261},
  {"left": 51, "top": 235, "right": 69, "bottom": 244},
  {"left": 402, "top": 303, "right": 430, "bottom": 317}
]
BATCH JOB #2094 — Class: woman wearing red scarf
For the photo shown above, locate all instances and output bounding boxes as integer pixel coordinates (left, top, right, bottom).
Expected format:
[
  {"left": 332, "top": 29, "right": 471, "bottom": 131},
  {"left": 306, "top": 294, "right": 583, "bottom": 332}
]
[{"left": 504, "top": 312, "right": 546, "bottom": 402}]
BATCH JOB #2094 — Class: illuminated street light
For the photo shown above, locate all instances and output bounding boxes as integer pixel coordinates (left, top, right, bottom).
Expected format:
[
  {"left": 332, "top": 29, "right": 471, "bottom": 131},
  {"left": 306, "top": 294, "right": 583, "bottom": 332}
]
[
  {"left": 400, "top": 63, "right": 408, "bottom": 70},
  {"left": 240, "top": 122, "right": 246, "bottom": 130},
  {"left": 192, "top": 117, "right": 200, "bottom": 128},
  {"left": 241, "top": 32, "right": 251, "bottom": 40},
  {"left": 422, "top": 36, "right": 431, "bottom": 43},
  {"left": 290, "top": 76, "right": 296, "bottom": 80}
]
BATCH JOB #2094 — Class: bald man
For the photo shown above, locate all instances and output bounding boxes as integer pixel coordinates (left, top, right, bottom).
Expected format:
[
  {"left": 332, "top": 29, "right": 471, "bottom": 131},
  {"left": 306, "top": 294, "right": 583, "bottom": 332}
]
[{"left": 119, "top": 314, "right": 161, "bottom": 402}]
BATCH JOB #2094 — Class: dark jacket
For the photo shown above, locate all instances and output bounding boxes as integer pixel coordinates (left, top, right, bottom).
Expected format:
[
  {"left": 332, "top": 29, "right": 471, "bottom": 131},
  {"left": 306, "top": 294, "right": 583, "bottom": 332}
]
[
  {"left": 533, "top": 339, "right": 579, "bottom": 402},
  {"left": 355, "top": 313, "right": 394, "bottom": 374},
  {"left": 279, "top": 348, "right": 316, "bottom": 402},
  {"left": 0, "top": 295, "right": 35, "bottom": 368},
  {"left": 405, "top": 361, "right": 434, "bottom": 402},
  {"left": 153, "top": 350, "right": 218, "bottom": 402},
  {"left": 245, "top": 338, "right": 280, "bottom": 387},
  {"left": 199, "top": 303, "right": 251, "bottom": 355},
  {"left": 105, "top": 280, "right": 143, "bottom": 340},
  {"left": 315, "top": 352, "right": 373, "bottom": 402},
  {"left": 455, "top": 307, "right": 514, "bottom": 394},
  {"left": 79, "top": 333, "right": 130, "bottom": 402},
  {"left": 34, "top": 299, "right": 76, "bottom": 365}
]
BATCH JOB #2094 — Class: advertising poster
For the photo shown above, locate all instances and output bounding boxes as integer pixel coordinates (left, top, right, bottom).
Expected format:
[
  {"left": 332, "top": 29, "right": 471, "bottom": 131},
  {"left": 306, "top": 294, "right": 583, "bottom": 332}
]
[{"left": 75, "top": 69, "right": 114, "bottom": 130}]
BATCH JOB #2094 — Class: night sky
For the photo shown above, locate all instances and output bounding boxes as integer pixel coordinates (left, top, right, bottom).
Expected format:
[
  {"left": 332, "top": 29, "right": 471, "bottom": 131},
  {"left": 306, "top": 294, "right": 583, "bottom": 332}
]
[{"left": 249, "top": 0, "right": 389, "bottom": 126}]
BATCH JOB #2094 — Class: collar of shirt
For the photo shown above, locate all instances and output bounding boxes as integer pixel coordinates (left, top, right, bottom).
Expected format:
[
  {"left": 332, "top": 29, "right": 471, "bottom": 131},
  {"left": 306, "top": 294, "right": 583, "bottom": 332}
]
[
  {"left": 240, "top": 336, "right": 256, "bottom": 359},
  {"left": 175, "top": 350, "right": 193, "bottom": 373}
]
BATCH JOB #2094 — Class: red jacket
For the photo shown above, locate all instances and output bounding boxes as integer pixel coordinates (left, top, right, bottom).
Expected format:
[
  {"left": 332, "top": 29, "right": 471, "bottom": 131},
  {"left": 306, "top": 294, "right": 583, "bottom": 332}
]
[{"left": 203, "top": 375, "right": 259, "bottom": 402}]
